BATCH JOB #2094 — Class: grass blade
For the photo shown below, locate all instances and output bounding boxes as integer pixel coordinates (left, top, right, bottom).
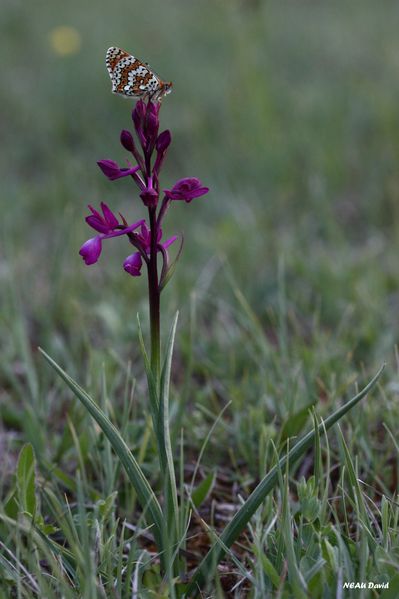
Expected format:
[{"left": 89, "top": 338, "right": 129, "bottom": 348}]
[{"left": 276, "top": 441, "right": 307, "bottom": 597}]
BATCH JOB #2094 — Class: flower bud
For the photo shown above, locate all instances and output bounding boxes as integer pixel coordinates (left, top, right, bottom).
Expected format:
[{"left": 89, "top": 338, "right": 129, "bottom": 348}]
[
  {"left": 140, "top": 187, "right": 159, "bottom": 207},
  {"left": 156, "top": 130, "right": 171, "bottom": 154},
  {"left": 132, "top": 100, "right": 146, "bottom": 128},
  {"left": 120, "top": 129, "right": 135, "bottom": 152},
  {"left": 146, "top": 112, "right": 159, "bottom": 143}
]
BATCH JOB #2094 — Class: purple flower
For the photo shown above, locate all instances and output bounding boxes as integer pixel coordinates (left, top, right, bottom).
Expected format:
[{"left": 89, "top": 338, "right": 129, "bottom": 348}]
[
  {"left": 98, "top": 159, "right": 140, "bottom": 181},
  {"left": 164, "top": 178, "right": 209, "bottom": 203},
  {"left": 85, "top": 202, "right": 119, "bottom": 233},
  {"left": 79, "top": 217, "right": 145, "bottom": 266},
  {"left": 123, "top": 252, "right": 143, "bottom": 277},
  {"left": 79, "top": 236, "right": 102, "bottom": 265},
  {"left": 123, "top": 223, "right": 177, "bottom": 278}
]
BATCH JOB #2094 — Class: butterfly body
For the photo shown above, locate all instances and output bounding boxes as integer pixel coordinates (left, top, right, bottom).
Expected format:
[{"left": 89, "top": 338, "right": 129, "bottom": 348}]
[{"left": 106, "top": 47, "right": 172, "bottom": 101}]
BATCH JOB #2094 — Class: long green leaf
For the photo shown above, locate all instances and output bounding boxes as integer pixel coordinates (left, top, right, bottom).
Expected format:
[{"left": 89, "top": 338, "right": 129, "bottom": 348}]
[
  {"left": 159, "top": 312, "right": 179, "bottom": 536},
  {"left": 39, "top": 348, "right": 164, "bottom": 552},
  {"left": 16, "top": 443, "right": 36, "bottom": 517},
  {"left": 191, "top": 470, "right": 216, "bottom": 509},
  {"left": 186, "top": 365, "right": 384, "bottom": 595}
]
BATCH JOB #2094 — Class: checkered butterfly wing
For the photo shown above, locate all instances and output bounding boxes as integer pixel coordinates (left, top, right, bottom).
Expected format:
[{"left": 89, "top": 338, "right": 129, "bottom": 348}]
[{"left": 106, "top": 47, "right": 171, "bottom": 100}]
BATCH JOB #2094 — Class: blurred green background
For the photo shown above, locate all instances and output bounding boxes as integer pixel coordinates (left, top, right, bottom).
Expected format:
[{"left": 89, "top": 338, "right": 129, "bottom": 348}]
[
  {"left": 2, "top": 0, "right": 399, "bottom": 446},
  {"left": 2, "top": 2, "right": 399, "bottom": 594}
]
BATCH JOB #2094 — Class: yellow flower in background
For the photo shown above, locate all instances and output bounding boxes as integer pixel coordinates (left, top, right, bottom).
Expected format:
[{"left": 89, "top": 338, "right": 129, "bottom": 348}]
[{"left": 49, "top": 26, "right": 81, "bottom": 56}]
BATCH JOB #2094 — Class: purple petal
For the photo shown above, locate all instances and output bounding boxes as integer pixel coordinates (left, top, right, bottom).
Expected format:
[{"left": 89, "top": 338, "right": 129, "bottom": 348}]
[
  {"left": 97, "top": 159, "right": 120, "bottom": 179},
  {"left": 86, "top": 204, "right": 109, "bottom": 233},
  {"left": 88, "top": 204, "right": 102, "bottom": 219},
  {"left": 97, "top": 159, "right": 140, "bottom": 181},
  {"left": 101, "top": 202, "right": 119, "bottom": 228},
  {"left": 123, "top": 252, "right": 143, "bottom": 277},
  {"left": 140, "top": 222, "right": 150, "bottom": 241},
  {"left": 79, "top": 236, "right": 102, "bottom": 265},
  {"left": 85, "top": 215, "right": 110, "bottom": 233},
  {"left": 182, "top": 186, "right": 209, "bottom": 202},
  {"left": 175, "top": 177, "right": 201, "bottom": 188},
  {"left": 85, "top": 202, "right": 119, "bottom": 233}
]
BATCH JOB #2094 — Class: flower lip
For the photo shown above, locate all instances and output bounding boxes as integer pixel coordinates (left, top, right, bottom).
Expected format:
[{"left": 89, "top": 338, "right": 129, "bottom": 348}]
[
  {"left": 79, "top": 236, "right": 102, "bottom": 265},
  {"left": 164, "top": 177, "right": 209, "bottom": 202},
  {"left": 97, "top": 159, "right": 140, "bottom": 181},
  {"left": 123, "top": 252, "right": 143, "bottom": 277}
]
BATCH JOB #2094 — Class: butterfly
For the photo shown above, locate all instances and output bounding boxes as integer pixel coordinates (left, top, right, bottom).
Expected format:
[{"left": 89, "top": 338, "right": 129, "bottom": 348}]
[{"left": 106, "top": 47, "right": 172, "bottom": 101}]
